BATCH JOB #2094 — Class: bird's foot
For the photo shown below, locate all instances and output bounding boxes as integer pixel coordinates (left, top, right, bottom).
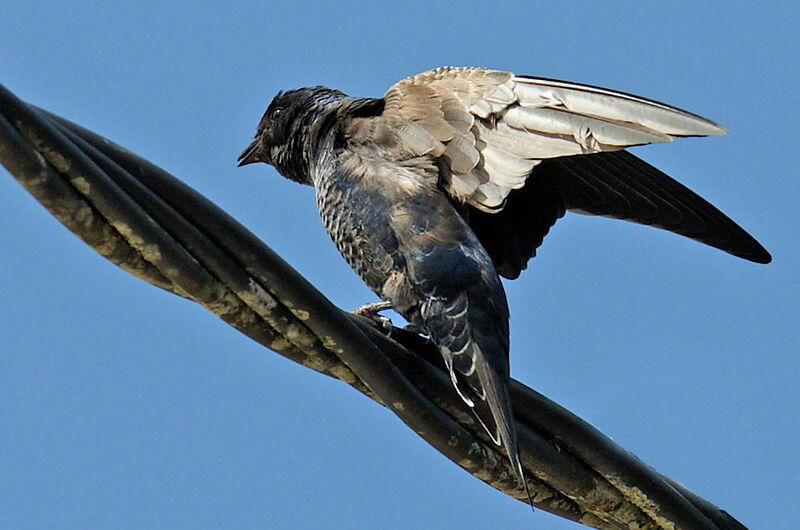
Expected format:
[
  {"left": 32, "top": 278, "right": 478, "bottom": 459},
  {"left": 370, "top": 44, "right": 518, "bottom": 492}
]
[{"left": 353, "top": 301, "right": 394, "bottom": 332}]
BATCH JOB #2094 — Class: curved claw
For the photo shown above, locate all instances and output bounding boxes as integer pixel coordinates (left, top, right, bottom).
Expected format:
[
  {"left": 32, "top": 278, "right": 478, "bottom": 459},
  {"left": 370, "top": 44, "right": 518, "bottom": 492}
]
[{"left": 353, "top": 301, "right": 394, "bottom": 331}]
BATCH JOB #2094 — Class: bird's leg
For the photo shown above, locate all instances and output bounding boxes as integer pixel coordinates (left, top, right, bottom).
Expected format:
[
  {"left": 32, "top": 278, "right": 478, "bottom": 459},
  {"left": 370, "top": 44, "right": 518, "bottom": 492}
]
[
  {"left": 353, "top": 302, "right": 425, "bottom": 335},
  {"left": 353, "top": 301, "right": 394, "bottom": 331},
  {"left": 354, "top": 300, "right": 393, "bottom": 316}
]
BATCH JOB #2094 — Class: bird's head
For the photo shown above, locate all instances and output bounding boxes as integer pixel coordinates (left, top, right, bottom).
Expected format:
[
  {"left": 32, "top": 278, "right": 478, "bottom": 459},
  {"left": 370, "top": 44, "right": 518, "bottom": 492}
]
[{"left": 238, "top": 86, "right": 346, "bottom": 184}]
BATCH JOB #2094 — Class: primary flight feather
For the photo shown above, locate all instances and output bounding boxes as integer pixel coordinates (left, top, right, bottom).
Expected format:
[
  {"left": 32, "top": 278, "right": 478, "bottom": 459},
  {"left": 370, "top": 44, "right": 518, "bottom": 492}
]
[{"left": 238, "top": 66, "right": 770, "bottom": 497}]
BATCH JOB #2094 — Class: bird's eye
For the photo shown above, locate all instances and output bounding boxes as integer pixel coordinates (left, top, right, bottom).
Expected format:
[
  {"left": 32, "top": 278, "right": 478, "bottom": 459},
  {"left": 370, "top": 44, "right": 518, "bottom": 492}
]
[{"left": 269, "top": 106, "right": 284, "bottom": 119}]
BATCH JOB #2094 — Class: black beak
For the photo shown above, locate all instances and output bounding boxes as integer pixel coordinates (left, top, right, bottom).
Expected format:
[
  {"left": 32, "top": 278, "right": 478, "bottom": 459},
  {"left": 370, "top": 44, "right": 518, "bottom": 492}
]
[{"left": 237, "top": 139, "right": 260, "bottom": 166}]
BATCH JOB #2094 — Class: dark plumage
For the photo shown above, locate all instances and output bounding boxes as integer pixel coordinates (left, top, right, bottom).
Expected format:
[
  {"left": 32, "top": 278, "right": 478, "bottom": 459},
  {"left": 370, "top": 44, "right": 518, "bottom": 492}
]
[{"left": 238, "top": 67, "right": 770, "bottom": 498}]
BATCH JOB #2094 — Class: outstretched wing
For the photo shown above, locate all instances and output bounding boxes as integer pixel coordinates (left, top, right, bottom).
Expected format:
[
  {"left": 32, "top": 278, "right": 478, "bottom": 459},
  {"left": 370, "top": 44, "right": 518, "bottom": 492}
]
[
  {"left": 382, "top": 67, "right": 770, "bottom": 278},
  {"left": 469, "top": 150, "right": 772, "bottom": 278}
]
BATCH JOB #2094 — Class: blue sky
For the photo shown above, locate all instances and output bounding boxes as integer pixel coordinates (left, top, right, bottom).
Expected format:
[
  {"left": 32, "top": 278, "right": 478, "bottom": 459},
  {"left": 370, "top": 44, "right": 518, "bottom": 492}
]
[{"left": 1, "top": 2, "right": 797, "bottom": 529}]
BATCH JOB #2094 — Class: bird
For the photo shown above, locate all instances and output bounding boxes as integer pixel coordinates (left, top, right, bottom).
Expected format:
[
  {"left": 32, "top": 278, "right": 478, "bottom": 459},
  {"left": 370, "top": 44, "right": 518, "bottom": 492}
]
[{"left": 237, "top": 66, "right": 771, "bottom": 500}]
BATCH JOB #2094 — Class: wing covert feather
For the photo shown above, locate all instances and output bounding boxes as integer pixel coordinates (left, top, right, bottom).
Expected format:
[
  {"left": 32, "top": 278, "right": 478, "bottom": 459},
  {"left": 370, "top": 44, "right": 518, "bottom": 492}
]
[{"left": 384, "top": 66, "right": 727, "bottom": 212}]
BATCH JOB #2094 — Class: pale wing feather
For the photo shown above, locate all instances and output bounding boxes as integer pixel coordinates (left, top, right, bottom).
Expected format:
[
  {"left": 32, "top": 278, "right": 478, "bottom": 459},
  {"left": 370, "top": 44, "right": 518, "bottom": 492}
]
[
  {"left": 472, "top": 180, "right": 508, "bottom": 212},
  {"left": 395, "top": 120, "right": 444, "bottom": 157},
  {"left": 512, "top": 76, "right": 728, "bottom": 137},
  {"left": 503, "top": 106, "right": 673, "bottom": 149},
  {"left": 480, "top": 144, "right": 538, "bottom": 189},
  {"left": 441, "top": 133, "right": 479, "bottom": 174},
  {"left": 384, "top": 66, "right": 727, "bottom": 212},
  {"left": 480, "top": 121, "right": 580, "bottom": 158}
]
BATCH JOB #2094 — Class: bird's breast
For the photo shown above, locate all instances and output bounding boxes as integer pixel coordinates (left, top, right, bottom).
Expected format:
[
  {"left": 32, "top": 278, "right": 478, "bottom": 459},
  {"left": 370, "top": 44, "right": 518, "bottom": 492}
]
[
  {"left": 313, "top": 166, "right": 416, "bottom": 310},
  {"left": 311, "top": 150, "right": 506, "bottom": 328}
]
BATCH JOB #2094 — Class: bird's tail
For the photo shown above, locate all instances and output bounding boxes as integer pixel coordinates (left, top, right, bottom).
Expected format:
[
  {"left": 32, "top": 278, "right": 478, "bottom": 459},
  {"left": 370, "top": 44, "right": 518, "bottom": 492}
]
[
  {"left": 444, "top": 340, "right": 533, "bottom": 508},
  {"left": 423, "top": 290, "right": 531, "bottom": 506},
  {"left": 475, "top": 348, "right": 533, "bottom": 508}
]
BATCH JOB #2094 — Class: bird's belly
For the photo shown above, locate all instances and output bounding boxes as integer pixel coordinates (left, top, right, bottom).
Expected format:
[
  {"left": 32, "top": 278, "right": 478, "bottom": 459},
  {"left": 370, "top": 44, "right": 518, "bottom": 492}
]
[{"left": 315, "top": 177, "right": 420, "bottom": 318}]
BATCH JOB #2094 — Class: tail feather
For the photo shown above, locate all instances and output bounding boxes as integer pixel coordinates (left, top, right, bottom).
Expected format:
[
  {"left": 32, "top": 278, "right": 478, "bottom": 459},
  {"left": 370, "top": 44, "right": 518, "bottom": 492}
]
[
  {"left": 420, "top": 276, "right": 531, "bottom": 505},
  {"left": 473, "top": 349, "right": 532, "bottom": 509},
  {"left": 444, "top": 340, "right": 533, "bottom": 508}
]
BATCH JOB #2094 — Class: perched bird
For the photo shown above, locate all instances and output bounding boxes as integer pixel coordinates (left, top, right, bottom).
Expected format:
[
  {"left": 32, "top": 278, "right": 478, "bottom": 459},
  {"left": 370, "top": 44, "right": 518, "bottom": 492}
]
[{"left": 238, "top": 67, "right": 771, "bottom": 497}]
